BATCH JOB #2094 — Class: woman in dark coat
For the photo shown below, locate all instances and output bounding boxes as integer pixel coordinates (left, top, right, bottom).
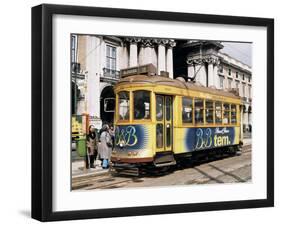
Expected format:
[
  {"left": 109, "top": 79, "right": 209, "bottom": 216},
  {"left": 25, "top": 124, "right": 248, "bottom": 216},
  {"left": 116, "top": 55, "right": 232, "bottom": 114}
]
[{"left": 86, "top": 125, "right": 98, "bottom": 168}]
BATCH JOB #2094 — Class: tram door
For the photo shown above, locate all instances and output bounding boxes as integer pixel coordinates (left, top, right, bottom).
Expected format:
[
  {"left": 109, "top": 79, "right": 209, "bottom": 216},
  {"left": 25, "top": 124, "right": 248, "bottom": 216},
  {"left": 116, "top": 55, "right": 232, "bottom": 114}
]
[{"left": 155, "top": 95, "right": 173, "bottom": 152}]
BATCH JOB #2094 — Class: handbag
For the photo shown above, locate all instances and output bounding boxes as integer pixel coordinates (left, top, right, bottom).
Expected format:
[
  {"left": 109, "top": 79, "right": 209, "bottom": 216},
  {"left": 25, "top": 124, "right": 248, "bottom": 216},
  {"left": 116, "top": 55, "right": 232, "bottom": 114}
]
[{"left": 106, "top": 132, "right": 113, "bottom": 147}]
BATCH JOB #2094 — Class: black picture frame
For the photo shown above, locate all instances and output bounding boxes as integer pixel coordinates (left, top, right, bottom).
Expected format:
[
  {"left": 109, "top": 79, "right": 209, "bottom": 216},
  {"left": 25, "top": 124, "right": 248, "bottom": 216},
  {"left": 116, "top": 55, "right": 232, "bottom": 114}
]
[{"left": 31, "top": 4, "right": 274, "bottom": 222}]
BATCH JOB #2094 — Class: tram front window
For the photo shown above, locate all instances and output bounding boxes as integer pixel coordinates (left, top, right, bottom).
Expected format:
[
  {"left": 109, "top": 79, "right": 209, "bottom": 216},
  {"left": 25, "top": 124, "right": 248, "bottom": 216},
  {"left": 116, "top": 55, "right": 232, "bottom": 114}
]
[
  {"left": 118, "top": 91, "right": 130, "bottom": 120},
  {"left": 134, "top": 91, "right": 151, "bottom": 120}
]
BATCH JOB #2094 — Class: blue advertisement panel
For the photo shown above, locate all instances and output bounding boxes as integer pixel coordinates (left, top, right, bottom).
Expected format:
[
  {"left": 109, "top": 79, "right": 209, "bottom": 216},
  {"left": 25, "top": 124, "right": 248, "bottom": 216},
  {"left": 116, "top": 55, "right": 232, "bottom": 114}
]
[
  {"left": 185, "top": 127, "right": 235, "bottom": 152},
  {"left": 115, "top": 125, "right": 149, "bottom": 150}
]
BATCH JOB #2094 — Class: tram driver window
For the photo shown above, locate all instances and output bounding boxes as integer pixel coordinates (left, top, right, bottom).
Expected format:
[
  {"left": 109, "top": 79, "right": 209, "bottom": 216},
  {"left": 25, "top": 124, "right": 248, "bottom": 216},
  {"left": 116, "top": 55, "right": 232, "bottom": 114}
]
[
  {"left": 195, "top": 99, "right": 204, "bottom": 124},
  {"left": 118, "top": 91, "right": 130, "bottom": 120},
  {"left": 134, "top": 91, "right": 151, "bottom": 120},
  {"left": 182, "top": 97, "right": 193, "bottom": 123}
]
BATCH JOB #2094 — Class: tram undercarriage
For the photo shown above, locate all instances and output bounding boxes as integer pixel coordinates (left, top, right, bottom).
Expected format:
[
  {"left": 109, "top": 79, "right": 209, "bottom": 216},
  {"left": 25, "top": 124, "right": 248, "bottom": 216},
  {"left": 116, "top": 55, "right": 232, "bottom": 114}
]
[{"left": 110, "top": 145, "right": 242, "bottom": 177}]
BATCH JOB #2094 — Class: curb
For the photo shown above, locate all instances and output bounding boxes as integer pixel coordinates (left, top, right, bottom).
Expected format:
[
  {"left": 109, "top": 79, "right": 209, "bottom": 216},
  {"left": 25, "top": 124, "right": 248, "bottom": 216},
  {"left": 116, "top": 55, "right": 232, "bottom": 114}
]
[{"left": 72, "top": 169, "right": 110, "bottom": 179}]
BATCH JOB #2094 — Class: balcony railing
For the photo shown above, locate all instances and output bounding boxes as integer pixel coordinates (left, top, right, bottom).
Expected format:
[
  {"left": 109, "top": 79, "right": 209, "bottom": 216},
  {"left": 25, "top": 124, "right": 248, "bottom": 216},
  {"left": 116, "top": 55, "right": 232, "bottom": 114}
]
[{"left": 103, "top": 68, "right": 120, "bottom": 79}]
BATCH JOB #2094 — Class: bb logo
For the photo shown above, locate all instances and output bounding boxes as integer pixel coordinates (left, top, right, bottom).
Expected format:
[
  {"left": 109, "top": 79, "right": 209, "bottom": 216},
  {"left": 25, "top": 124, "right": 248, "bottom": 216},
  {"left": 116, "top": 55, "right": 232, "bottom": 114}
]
[{"left": 195, "top": 128, "right": 212, "bottom": 149}]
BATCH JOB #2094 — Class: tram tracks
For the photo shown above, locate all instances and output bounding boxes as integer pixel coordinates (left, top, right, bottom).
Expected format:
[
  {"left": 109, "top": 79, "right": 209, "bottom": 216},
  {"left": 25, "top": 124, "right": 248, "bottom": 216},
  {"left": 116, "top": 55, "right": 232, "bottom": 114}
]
[{"left": 72, "top": 144, "right": 252, "bottom": 190}]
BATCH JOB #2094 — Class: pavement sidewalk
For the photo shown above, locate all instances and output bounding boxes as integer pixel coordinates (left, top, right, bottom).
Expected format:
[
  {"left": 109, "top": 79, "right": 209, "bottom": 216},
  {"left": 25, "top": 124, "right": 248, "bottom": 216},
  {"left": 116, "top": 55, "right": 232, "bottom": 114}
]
[
  {"left": 72, "top": 159, "right": 109, "bottom": 178},
  {"left": 72, "top": 139, "right": 252, "bottom": 179},
  {"left": 243, "top": 138, "right": 252, "bottom": 146}
]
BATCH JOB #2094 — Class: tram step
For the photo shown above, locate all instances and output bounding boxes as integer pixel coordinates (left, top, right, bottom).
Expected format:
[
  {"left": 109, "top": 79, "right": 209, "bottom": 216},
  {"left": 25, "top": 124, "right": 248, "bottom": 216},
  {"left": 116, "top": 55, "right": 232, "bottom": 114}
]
[
  {"left": 112, "top": 167, "right": 139, "bottom": 176},
  {"left": 154, "top": 161, "right": 177, "bottom": 168}
]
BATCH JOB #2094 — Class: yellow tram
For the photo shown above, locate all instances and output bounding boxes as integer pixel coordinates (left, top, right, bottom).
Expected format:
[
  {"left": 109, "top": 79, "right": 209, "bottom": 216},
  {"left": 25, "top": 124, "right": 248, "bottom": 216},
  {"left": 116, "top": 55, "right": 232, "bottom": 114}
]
[{"left": 111, "top": 73, "right": 242, "bottom": 173}]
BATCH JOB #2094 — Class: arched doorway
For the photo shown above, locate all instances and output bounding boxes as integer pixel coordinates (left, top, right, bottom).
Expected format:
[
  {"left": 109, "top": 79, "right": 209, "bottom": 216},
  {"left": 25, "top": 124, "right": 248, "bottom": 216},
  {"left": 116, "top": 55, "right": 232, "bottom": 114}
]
[{"left": 100, "top": 86, "right": 115, "bottom": 125}]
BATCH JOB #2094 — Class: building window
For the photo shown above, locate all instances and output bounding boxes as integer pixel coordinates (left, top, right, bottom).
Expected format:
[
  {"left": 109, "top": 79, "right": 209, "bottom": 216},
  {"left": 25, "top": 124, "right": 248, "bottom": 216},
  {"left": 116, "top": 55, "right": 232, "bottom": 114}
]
[
  {"left": 106, "top": 45, "right": 117, "bottom": 74},
  {"left": 194, "top": 99, "right": 204, "bottom": 124},
  {"left": 236, "top": 72, "right": 238, "bottom": 78},
  {"left": 248, "top": 77, "right": 251, "bottom": 83},
  {"left": 242, "top": 84, "right": 245, "bottom": 97},
  {"left": 228, "top": 68, "right": 231, "bottom": 76},
  {"left": 182, "top": 97, "right": 193, "bottom": 123},
  {"left": 219, "top": 65, "right": 223, "bottom": 73},
  {"left": 219, "top": 76, "right": 224, "bottom": 89},
  {"left": 205, "top": 100, "right": 214, "bottom": 124},
  {"left": 242, "top": 74, "right": 245, "bottom": 80},
  {"left": 228, "top": 79, "right": 232, "bottom": 88},
  {"left": 133, "top": 91, "right": 151, "bottom": 120},
  {"left": 118, "top": 91, "right": 130, "bottom": 120},
  {"left": 71, "top": 35, "right": 77, "bottom": 63}
]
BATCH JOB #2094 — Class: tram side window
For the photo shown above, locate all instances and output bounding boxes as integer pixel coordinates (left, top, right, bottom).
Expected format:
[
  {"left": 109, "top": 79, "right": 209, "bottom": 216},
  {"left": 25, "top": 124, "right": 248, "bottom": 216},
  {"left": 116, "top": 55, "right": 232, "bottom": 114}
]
[
  {"left": 118, "top": 91, "right": 130, "bottom": 120},
  {"left": 134, "top": 91, "right": 151, "bottom": 120},
  {"left": 223, "top": 103, "right": 230, "bottom": 124},
  {"left": 231, "top": 104, "right": 237, "bottom": 124},
  {"left": 195, "top": 99, "right": 204, "bottom": 124},
  {"left": 182, "top": 97, "right": 193, "bottom": 123},
  {"left": 206, "top": 100, "right": 214, "bottom": 123},
  {"left": 215, "top": 102, "right": 222, "bottom": 123}
]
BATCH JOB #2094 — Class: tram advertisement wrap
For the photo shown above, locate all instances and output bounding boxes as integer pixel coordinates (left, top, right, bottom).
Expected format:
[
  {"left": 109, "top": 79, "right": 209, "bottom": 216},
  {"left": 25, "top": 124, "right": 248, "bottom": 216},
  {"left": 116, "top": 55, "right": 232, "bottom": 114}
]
[
  {"left": 185, "top": 127, "right": 236, "bottom": 152},
  {"left": 115, "top": 125, "right": 150, "bottom": 151}
]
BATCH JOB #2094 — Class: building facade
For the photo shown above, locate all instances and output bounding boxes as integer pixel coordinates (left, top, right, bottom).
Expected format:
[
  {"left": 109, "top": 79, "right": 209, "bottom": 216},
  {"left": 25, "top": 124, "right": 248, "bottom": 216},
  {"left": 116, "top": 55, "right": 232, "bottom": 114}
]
[
  {"left": 71, "top": 35, "right": 176, "bottom": 128},
  {"left": 72, "top": 36, "right": 252, "bottom": 132},
  {"left": 175, "top": 41, "right": 252, "bottom": 132}
]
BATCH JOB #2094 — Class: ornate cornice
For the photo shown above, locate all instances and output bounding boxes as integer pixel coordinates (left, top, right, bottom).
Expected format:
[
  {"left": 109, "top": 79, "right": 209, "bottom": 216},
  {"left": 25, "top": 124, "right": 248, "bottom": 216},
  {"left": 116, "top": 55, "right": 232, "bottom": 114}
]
[
  {"left": 140, "top": 39, "right": 154, "bottom": 48},
  {"left": 153, "top": 38, "right": 169, "bottom": 46},
  {"left": 125, "top": 37, "right": 142, "bottom": 44},
  {"left": 124, "top": 37, "right": 176, "bottom": 48},
  {"left": 187, "top": 55, "right": 220, "bottom": 65},
  {"left": 167, "top": 39, "right": 176, "bottom": 48}
]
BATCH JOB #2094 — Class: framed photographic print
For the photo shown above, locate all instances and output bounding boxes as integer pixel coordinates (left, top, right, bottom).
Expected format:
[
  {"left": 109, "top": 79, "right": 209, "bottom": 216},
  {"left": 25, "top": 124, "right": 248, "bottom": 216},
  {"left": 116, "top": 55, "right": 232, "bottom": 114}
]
[{"left": 31, "top": 4, "right": 274, "bottom": 221}]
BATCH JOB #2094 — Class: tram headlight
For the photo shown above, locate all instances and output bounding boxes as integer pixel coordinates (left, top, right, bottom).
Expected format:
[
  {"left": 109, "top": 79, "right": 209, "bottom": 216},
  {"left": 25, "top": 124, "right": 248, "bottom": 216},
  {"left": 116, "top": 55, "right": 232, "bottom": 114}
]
[{"left": 119, "top": 140, "right": 125, "bottom": 148}]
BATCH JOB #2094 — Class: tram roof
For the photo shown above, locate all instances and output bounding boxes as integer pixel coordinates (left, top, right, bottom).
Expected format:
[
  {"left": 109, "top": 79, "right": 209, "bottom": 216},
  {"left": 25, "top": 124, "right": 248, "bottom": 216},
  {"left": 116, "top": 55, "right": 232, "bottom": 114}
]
[{"left": 115, "top": 75, "right": 241, "bottom": 99}]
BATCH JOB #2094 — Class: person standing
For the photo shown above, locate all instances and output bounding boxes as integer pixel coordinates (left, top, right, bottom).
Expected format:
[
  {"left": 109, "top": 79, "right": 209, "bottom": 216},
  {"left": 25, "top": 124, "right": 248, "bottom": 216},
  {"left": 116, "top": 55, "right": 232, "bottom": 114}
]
[
  {"left": 86, "top": 125, "right": 98, "bottom": 169},
  {"left": 98, "top": 124, "right": 112, "bottom": 169},
  {"left": 108, "top": 125, "right": 115, "bottom": 149}
]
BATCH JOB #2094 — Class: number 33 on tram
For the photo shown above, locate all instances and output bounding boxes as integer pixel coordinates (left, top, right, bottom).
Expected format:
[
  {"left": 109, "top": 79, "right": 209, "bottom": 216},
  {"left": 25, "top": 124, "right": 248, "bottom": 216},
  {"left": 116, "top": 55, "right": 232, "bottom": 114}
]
[{"left": 111, "top": 74, "right": 243, "bottom": 173}]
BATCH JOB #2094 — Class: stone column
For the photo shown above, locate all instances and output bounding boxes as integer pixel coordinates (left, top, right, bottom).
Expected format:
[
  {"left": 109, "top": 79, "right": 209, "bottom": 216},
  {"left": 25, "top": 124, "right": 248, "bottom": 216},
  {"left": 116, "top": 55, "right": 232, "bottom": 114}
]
[
  {"left": 213, "top": 63, "right": 218, "bottom": 88},
  {"left": 207, "top": 62, "right": 214, "bottom": 87},
  {"left": 129, "top": 43, "right": 138, "bottom": 67},
  {"left": 187, "top": 64, "right": 195, "bottom": 78},
  {"left": 166, "top": 40, "right": 176, "bottom": 79},
  {"left": 141, "top": 39, "right": 153, "bottom": 65},
  {"left": 138, "top": 45, "right": 145, "bottom": 66},
  {"left": 195, "top": 63, "right": 204, "bottom": 85},
  {"left": 155, "top": 39, "right": 168, "bottom": 75},
  {"left": 126, "top": 37, "right": 141, "bottom": 67}
]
